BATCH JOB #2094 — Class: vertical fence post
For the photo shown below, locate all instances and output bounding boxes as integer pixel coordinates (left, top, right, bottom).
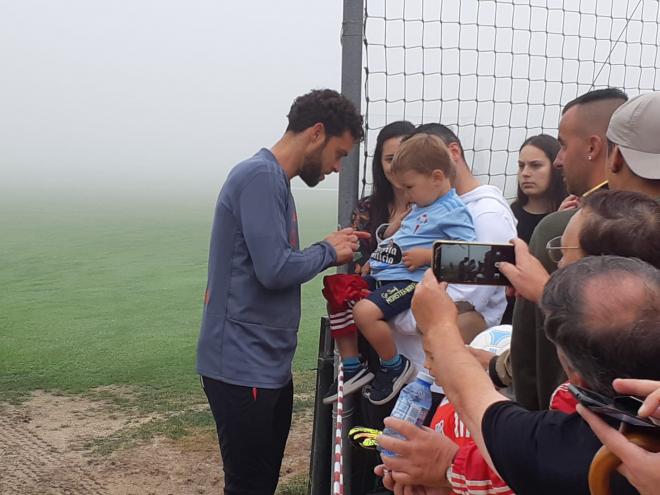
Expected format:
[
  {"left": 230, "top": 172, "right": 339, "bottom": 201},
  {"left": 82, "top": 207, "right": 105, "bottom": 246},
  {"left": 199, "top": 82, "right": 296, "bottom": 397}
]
[
  {"left": 310, "top": 3, "right": 364, "bottom": 494},
  {"left": 336, "top": 1, "right": 364, "bottom": 494},
  {"left": 338, "top": 0, "right": 364, "bottom": 251},
  {"left": 309, "top": 318, "right": 334, "bottom": 495}
]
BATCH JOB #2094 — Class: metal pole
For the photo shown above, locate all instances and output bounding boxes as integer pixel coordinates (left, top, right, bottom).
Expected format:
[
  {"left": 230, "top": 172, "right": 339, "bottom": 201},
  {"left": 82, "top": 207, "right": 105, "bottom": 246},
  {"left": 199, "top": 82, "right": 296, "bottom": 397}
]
[
  {"left": 335, "top": 2, "right": 364, "bottom": 493},
  {"left": 338, "top": 0, "right": 365, "bottom": 265},
  {"left": 309, "top": 318, "right": 334, "bottom": 495}
]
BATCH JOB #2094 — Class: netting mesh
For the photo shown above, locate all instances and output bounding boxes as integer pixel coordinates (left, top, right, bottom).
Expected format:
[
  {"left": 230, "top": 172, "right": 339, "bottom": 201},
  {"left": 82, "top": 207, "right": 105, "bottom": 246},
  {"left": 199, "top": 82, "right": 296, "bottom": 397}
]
[{"left": 362, "top": 0, "right": 660, "bottom": 198}]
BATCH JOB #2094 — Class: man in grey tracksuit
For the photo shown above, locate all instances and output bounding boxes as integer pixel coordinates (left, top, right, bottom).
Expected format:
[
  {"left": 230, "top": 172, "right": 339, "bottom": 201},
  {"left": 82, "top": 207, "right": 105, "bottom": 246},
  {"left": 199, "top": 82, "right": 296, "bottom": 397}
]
[{"left": 197, "top": 89, "right": 365, "bottom": 495}]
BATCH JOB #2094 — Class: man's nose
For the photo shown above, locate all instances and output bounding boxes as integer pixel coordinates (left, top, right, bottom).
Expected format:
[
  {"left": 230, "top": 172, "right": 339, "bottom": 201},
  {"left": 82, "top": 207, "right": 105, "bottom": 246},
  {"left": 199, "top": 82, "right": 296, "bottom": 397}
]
[{"left": 554, "top": 151, "right": 564, "bottom": 169}]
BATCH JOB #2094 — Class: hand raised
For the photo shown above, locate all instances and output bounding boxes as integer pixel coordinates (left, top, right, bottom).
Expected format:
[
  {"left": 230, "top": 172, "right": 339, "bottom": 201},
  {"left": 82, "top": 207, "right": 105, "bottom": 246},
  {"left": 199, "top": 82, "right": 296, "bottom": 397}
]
[
  {"left": 468, "top": 347, "right": 496, "bottom": 370},
  {"left": 324, "top": 228, "right": 371, "bottom": 265},
  {"left": 558, "top": 194, "right": 580, "bottom": 211},
  {"left": 411, "top": 269, "right": 458, "bottom": 336},
  {"left": 497, "top": 238, "right": 549, "bottom": 304},
  {"left": 378, "top": 417, "right": 458, "bottom": 488},
  {"left": 613, "top": 379, "right": 660, "bottom": 419}
]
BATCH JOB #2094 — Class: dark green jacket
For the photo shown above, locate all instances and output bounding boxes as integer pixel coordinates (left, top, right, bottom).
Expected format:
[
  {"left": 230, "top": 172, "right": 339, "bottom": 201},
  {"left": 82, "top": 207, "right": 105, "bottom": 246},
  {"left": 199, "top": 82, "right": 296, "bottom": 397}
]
[{"left": 510, "top": 208, "right": 577, "bottom": 410}]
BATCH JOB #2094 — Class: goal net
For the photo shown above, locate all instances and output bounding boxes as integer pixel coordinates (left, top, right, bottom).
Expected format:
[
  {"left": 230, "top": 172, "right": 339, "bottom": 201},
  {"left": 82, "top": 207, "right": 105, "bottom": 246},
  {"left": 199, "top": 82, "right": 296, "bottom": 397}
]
[{"left": 362, "top": 0, "right": 660, "bottom": 198}]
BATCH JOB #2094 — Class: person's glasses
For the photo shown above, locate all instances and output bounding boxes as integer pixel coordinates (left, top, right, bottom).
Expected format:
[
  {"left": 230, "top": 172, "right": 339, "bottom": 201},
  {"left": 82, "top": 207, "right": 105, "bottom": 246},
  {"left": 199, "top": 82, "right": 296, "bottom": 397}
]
[{"left": 546, "top": 236, "right": 581, "bottom": 264}]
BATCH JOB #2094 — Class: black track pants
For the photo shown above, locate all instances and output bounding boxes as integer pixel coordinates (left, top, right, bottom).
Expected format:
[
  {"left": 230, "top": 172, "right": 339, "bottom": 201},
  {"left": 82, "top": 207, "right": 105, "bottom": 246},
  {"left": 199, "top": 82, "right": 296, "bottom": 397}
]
[{"left": 202, "top": 376, "right": 293, "bottom": 495}]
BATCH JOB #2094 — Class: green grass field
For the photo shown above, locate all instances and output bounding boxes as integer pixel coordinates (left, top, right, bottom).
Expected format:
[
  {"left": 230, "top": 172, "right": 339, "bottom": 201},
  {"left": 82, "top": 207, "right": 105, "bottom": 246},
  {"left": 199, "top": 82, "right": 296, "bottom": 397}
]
[{"left": 0, "top": 188, "right": 337, "bottom": 442}]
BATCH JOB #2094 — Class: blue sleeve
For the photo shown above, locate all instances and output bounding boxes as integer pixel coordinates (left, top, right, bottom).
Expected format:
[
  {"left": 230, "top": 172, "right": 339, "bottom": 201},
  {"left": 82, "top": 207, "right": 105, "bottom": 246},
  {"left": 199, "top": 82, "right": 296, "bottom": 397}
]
[
  {"left": 443, "top": 207, "right": 476, "bottom": 241},
  {"left": 238, "top": 171, "right": 336, "bottom": 290}
]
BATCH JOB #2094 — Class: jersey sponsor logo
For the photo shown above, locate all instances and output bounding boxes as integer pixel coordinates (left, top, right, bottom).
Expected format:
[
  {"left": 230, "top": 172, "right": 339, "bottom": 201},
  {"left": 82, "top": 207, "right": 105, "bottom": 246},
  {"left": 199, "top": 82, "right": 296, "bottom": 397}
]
[{"left": 370, "top": 240, "right": 403, "bottom": 265}]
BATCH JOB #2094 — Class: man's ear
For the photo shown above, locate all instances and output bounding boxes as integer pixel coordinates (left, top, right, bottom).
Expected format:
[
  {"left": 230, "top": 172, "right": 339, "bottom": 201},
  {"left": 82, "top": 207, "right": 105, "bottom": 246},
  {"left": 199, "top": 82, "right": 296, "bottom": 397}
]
[
  {"left": 588, "top": 134, "right": 604, "bottom": 162},
  {"left": 558, "top": 348, "right": 584, "bottom": 386},
  {"left": 607, "top": 144, "right": 625, "bottom": 174},
  {"left": 447, "top": 142, "right": 463, "bottom": 164},
  {"left": 310, "top": 123, "right": 325, "bottom": 144}
]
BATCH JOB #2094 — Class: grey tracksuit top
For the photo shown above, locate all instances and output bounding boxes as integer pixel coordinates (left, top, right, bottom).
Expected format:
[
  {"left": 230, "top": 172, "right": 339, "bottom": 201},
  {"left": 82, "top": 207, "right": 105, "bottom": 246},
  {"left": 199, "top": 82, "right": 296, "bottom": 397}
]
[{"left": 196, "top": 148, "right": 336, "bottom": 388}]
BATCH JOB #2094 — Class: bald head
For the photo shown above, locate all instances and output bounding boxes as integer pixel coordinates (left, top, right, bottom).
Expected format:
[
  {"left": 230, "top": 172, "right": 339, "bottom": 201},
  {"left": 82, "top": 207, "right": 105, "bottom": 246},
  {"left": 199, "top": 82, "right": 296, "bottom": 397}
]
[
  {"left": 582, "top": 272, "right": 656, "bottom": 334},
  {"left": 542, "top": 256, "right": 660, "bottom": 395}
]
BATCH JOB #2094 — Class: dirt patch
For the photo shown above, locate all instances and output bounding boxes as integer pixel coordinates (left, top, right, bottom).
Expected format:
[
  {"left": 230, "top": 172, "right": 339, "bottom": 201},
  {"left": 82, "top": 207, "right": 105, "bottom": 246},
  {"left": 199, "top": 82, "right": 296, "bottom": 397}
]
[{"left": 0, "top": 392, "right": 312, "bottom": 494}]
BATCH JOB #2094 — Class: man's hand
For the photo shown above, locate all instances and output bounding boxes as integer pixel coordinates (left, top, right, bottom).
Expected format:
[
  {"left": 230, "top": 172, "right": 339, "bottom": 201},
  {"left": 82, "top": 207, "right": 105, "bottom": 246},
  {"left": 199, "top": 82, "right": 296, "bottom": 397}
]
[
  {"left": 497, "top": 238, "right": 550, "bottom": 304},
  {"left": 468, "top": 347, "right": 496, "bottom": 370},
  {"left": 377, "top": 417, "right": 458, "bottom": 488},
  {"left": 325, "top": 228, "right": 371, "bottom": 265},
  {"left": 402, "top": 248, "right": 432, "bottom": 271},
  {"left": 613, "top": 379, "right": 660, "bottom": 419},
  {"left": 411, "top": 269, "right": 458, "bottom": 337},
  {"left": 558, "top": 194, "right": 580, "bottom": 211},
  {"left": 374, "top": 465, "right": 451, "bottom": 495},
  {"left": 578, "top": 404, "right": 660, "bottom": 495}
]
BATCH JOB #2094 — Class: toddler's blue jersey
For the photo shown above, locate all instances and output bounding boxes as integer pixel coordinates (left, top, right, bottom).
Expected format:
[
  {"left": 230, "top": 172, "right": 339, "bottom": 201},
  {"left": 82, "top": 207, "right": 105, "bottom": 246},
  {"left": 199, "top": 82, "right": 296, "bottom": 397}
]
[{"left": 369, "top": 188, "right": 476, "bottom": 282}]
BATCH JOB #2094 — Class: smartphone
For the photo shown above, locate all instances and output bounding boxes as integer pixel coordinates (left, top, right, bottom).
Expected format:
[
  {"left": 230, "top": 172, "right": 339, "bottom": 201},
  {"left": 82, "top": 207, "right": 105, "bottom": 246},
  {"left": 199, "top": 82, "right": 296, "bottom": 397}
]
[
  {"left": 432, "top": 240, "right": 515, "bottom": 286},
  {"left": 568, "top": 384, "right": 660, "bottom": 428}
]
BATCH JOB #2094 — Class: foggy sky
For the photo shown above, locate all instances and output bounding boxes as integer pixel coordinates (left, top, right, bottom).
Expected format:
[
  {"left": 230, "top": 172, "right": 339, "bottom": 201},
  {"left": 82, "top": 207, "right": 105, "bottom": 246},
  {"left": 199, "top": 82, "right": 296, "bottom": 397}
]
[{"left": 0, "top": 1, "right": 344, "bottom": 200}]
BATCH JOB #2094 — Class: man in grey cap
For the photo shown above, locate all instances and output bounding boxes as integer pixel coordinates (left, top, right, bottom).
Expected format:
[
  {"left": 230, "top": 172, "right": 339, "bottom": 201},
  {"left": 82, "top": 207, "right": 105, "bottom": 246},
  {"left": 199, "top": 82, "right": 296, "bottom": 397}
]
[{"left": 606, "top": 91, "right": 660, "bottom": 199}]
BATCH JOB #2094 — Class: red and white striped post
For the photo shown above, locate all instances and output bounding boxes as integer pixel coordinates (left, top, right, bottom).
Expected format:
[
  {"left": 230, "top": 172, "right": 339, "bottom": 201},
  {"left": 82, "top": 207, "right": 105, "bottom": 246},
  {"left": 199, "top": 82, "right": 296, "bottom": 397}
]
[{"left": 332, "top": 363, "right": 345, "bottom": 495}]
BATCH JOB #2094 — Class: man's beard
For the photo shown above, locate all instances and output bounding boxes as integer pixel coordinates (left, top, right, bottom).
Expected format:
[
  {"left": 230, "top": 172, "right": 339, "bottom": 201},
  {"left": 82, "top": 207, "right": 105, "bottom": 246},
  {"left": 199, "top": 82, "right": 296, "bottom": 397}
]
[{"left": 299, "top": 148, "right": 324, "bottom": 187}]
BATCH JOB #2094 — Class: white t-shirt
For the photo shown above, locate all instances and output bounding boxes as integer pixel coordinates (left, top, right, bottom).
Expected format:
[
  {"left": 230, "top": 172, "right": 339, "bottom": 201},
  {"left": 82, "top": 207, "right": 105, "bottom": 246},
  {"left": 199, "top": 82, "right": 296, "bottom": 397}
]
[{"left": 390, "top": 185, "right": 517, "bottom": 391}]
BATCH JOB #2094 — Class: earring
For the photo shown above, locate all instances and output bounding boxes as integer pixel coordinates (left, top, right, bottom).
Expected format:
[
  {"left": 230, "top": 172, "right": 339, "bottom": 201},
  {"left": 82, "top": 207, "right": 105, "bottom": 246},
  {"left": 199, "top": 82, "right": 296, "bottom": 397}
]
[{"left": 588, "top": 155, "right": 592, "bottom": 161}]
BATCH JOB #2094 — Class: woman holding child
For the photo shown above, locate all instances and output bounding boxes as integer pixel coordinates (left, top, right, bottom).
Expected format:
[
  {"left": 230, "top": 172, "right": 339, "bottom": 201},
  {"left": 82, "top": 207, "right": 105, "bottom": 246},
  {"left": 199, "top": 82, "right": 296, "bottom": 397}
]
[
  {"left": 352, "top": 120, "right": 416, "bottom": 269},
  {"left": 324, "top": 127, "right": 476, "bottom": 406}
]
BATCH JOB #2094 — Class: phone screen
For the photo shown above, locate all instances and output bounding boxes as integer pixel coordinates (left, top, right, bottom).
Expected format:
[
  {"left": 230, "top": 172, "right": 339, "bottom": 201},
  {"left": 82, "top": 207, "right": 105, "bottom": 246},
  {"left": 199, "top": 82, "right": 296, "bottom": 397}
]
[
  {"left": 432, "top": 241, "right": 515, "bottom": 286},
  {"left": 568, "top": 384, "right": 659, "bottom": 428}
]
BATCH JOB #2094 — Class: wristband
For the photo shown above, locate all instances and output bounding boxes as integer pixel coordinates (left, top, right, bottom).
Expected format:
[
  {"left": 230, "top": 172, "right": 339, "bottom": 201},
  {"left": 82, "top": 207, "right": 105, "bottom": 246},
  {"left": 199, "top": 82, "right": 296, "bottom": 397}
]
[{"left": 489, "top": 354, "right": 507, "bottom": 389}]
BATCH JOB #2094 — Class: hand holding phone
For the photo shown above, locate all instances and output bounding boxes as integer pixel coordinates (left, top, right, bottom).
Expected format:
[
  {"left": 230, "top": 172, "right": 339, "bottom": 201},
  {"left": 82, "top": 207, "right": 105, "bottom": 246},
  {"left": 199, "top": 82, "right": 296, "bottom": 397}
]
[
  {"left": 432, "top": 240, "right": 515, "bottom": 286},
  {"left": 569, "top": 384, "right": 660, "bottom": 428},
  {"left": 496, "top": 238, "right": 550, "bottom": 304}
]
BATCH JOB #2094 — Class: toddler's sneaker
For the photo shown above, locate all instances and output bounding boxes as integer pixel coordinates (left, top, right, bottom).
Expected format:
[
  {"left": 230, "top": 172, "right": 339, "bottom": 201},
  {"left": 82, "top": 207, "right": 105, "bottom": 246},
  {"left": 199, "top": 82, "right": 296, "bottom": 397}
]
[
  {"left": 323, "top": 362, "right": 374, "bottom": 405},
  {"left": 363, "top": 355, "right": 415, "bottom": 405}
]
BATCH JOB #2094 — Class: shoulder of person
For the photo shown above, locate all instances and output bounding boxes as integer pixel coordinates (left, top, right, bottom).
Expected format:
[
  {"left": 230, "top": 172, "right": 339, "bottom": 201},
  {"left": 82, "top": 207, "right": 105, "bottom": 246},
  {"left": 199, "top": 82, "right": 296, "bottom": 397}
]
[
  {"left": 237, "top": 149, "right": 281, "bottom": 174},
  {"left": 229, "top": 150, "right": 286, "bottom": 188},
  {"left": 462, "top": 186, "right": 514, "bottom": 216},
  {"left": 529, "top": 208, "right": 577, "bottom": 246}
]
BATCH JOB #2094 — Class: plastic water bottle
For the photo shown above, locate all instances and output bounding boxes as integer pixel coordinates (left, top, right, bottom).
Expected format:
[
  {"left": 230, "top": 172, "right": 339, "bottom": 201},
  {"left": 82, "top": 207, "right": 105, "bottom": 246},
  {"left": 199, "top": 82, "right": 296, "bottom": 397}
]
[{"left": 378, "top": 371, "right": 433, "bottom": 457}]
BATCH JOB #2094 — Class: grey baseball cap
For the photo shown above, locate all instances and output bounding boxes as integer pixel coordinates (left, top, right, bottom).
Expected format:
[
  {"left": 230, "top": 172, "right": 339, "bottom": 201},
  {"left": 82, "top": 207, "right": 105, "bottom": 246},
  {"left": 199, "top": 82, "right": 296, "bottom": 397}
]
[{"left": 606, "top": 92, "right": 660, "bottom": 180}]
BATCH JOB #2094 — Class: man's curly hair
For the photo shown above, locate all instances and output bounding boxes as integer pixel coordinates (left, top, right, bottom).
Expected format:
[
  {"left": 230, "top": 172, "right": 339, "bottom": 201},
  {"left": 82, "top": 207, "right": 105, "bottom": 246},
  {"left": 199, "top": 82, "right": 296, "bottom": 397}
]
[{"left": 286, "top": 89, "right": 364, "bottom": 141}]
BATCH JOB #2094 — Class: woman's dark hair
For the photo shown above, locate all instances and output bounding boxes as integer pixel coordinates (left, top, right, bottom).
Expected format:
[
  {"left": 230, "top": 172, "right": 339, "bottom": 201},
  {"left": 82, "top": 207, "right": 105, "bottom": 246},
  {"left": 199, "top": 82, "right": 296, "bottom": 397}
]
[
  {"left": 368, "top": 120, "right": 415, "bottom": 236},
  {"left": 580, "top": 190, "right": 660, "bottom": 268},
  {"left": 514, "top": 134, "right": 567, "bottom": 211}
]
